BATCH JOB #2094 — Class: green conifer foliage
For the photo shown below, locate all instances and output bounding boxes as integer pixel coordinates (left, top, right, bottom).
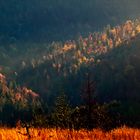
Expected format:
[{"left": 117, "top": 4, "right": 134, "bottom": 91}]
[{"left": 52, "top": 92, "right": 71, "bottom": 128}]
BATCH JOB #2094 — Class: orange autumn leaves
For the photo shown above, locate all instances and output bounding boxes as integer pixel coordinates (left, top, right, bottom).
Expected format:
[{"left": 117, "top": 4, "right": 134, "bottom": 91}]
[
  {"left": 19, "top": 19, "right": 140, "bottom": 78},
  {"left": 0, "top": 73, "right": 39, "bottom": 104}
]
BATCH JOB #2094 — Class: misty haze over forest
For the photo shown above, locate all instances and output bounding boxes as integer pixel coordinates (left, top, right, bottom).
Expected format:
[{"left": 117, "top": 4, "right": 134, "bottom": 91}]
[{"left": 0, "top": 0, "right": 140, "bottom": 42}]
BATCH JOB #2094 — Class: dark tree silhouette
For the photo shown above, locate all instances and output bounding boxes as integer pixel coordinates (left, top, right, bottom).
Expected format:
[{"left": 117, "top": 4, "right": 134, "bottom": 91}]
[{"left": 81, "top": 72, "right": 96, "bottom": 129}]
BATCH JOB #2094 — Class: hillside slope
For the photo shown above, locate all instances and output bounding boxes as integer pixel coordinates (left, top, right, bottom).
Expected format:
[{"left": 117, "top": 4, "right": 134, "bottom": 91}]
[
  {"left": 0, "top": 0, "right": 140, "bottom": 42},
  {"left": 16, "top": 22, "right": 140, "bottom": 104}
]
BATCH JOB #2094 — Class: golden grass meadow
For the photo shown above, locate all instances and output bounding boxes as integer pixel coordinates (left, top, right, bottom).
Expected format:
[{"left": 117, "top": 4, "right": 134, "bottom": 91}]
[{"left": 0, "top": 127, "right": 140, "bottom": 140}]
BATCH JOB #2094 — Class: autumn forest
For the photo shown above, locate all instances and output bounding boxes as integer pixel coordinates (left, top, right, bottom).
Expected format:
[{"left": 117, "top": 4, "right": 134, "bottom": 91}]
[{"left": 0, "top": 0, "right": 140, "bottom": 139}]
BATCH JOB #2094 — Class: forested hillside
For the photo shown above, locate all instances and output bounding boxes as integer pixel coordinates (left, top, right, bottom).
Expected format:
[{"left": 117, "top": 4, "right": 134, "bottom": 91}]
[
  {"left": 15, "top": 20, "right": 140, "bottom": 110},
  {"left": 1, "top": 20, "right": 140, "bottom": 128},
  {"left": 0, "top": 0, "right": 140, "bottom": 42}
]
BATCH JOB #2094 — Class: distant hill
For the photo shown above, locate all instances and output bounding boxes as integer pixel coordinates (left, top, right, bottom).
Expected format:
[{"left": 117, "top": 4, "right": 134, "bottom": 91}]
[
  {"left": 14, "top": 25, "right": 140, "bottom": 105},
  {"left": 0, "top": 0, "right": 140, "bottom": 42}
]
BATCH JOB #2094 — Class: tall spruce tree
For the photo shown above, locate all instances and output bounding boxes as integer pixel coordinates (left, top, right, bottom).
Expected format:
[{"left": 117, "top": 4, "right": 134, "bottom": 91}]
[
  {"left": 81, "top": 72, "right": 96, "bottom": 129},
  {"left": 53, "top": 91, "right": 71, "bottom": 128}
]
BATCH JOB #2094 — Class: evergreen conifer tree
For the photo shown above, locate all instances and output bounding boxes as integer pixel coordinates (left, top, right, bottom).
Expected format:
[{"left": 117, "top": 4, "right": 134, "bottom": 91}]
[{"left": 53, "top": 91, "right": 71, "bottom": 128}]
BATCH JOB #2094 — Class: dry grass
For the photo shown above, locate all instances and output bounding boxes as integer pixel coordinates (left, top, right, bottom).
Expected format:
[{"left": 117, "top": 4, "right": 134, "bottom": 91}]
[{"left": 0, "top": 127, "right": 140, "bottom": 140}]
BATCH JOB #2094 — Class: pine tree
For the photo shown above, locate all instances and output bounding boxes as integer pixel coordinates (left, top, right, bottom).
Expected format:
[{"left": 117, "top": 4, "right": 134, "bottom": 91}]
[
  {"left": 81, "top": 72, "right": 96, "bottom": 129},
  {"left": 53, "top": 91, "right": 71, "bottom": 128}
]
